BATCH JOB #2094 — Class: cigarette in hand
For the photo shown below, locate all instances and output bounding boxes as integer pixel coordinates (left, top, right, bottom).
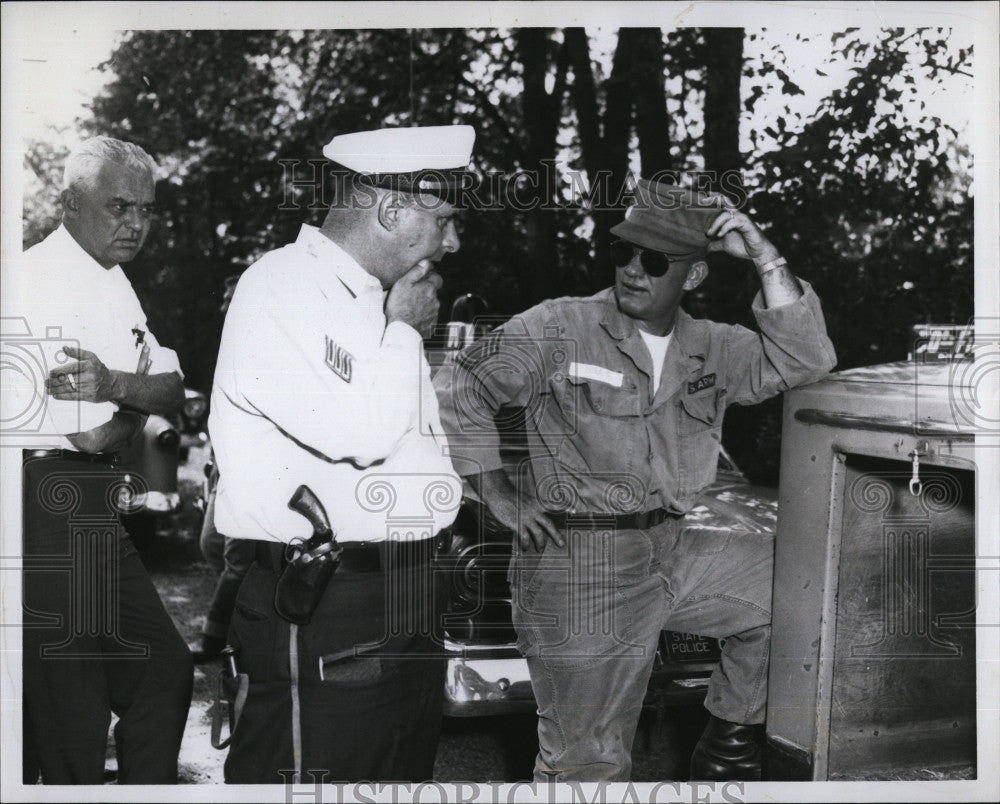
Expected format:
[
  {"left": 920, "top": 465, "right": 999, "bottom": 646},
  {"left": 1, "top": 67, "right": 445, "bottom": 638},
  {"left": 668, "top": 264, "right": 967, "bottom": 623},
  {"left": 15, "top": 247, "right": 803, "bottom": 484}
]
[{"left": 67, "top": 374, "right": 77, "bottom": 391}]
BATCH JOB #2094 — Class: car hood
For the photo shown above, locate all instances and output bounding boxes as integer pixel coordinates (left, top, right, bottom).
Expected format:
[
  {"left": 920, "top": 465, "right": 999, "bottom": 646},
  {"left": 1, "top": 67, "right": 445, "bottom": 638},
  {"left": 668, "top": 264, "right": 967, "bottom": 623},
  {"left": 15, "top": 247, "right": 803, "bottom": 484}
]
[
  {"left": 458, "top": 471, "right": 778, "bottom": 546},
  {"left": 687, "top": 473, "right": 778, "bottom": 535}
]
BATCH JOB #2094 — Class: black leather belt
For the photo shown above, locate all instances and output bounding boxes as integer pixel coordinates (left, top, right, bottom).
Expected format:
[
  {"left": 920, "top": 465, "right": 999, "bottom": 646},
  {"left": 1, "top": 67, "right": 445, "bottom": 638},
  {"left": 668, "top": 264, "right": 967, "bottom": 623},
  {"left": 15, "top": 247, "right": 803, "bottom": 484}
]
[
  {"left": 22, "top": 448, "right": 119, "bottom": 466},
  {"left": 252, "top": 536, "right": 439, "bottom": 575},
  {"left": 545, "top": 508, "right": 673, "bottom": 531}
]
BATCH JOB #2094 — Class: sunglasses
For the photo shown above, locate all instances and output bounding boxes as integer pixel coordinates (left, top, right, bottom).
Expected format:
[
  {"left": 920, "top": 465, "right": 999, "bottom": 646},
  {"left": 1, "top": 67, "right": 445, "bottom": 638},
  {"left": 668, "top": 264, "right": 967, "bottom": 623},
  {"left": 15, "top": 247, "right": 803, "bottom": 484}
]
[{"left": 609, "top": 240, "right": 672, "bottom": 277}]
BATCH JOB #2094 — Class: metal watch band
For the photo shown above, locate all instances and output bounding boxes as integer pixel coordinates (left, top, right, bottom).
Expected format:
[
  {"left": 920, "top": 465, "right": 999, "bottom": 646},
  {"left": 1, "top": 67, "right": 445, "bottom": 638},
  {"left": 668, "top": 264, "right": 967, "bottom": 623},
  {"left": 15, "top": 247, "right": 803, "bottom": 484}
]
[{"left": 756, "top": 256, "right": 788, "bottom": 275}]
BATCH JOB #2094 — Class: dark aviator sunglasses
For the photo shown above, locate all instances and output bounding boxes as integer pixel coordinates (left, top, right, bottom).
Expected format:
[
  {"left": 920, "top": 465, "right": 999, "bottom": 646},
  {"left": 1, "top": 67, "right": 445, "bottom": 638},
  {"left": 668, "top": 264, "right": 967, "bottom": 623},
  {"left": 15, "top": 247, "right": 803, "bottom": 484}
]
[{"left": 609, "top": 240, "right": 672, "bottom": 277}]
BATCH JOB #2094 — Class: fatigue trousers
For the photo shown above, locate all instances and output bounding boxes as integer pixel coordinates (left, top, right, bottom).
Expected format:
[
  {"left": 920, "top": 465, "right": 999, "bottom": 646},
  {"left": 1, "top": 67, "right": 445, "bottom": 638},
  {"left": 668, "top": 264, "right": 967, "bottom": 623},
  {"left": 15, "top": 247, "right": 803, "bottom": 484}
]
[
  {"left": 21, "top": 452, "right": 193, "bottom": 784},
  {"left": 223, "top": 538, "right": 448, "bottom": 783},
  {"left": 511, "top": 516, "right": 773, "bottom": 782}
]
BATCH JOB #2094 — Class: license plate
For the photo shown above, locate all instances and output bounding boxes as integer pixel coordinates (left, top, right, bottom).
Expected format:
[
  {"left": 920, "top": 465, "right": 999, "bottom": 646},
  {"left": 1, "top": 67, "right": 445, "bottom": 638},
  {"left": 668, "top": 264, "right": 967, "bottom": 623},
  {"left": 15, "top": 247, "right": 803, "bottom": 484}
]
[{"left": 661, "top": 630, "right": 721, "bottom": 663}]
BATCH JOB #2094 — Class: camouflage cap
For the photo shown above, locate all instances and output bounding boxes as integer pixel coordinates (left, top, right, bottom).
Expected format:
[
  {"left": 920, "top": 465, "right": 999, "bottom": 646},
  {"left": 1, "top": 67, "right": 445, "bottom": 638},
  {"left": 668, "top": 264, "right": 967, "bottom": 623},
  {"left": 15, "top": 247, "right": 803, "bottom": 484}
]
[{"left": 610, "top": 180, "right": 725, "bottom": 259}]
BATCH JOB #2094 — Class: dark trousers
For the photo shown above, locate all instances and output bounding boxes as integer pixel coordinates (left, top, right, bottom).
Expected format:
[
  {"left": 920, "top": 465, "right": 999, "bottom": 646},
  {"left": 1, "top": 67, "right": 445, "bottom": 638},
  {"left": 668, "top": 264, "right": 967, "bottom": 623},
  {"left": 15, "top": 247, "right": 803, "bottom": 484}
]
[
  {"left": 198, "top": 465, "right": 254, "bottom": 641},
  {"left": 223, "top": 539, "right": 447, "bottom": 783},
  {"left": 203, "top": 535, "right": 256, "bottom": 639},
  {"left": 199, "top": 491, "right": 255, "bottom": 639},
  {"left": 21, "top": 453, "right": 193, "bottom": 784}
]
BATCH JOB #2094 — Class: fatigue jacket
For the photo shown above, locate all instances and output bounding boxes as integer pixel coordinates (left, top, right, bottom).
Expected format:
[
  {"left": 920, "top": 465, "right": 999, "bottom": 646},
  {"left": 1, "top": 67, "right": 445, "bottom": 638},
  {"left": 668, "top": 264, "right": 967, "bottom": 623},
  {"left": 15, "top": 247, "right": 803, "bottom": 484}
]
[{"left": 434, "top": 282, "right": 836, "bottom": 515}]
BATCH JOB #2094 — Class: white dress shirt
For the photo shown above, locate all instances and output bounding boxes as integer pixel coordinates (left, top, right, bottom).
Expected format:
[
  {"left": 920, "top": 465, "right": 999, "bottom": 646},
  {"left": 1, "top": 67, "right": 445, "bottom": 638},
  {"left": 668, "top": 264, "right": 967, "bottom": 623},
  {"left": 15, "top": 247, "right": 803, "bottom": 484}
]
[
  {"left": 210, "top": 225, "right": 461, "bottom": 544},
  {"left": 2, "top": 225, "right": 183, "bottom": 450}
]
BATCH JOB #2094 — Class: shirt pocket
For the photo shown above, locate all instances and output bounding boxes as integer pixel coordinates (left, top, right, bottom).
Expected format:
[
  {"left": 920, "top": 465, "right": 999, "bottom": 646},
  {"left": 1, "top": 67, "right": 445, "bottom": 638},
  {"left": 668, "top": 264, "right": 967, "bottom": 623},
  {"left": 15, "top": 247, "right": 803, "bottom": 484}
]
[
  {"left": 677, "top": 389, "right": 727, "bottom": 497},
  {"left": 561, "top": 375, "right": 640, "bottom": 418},
  {"left": 551, "top": 376, "right": 641, "bottom": 476},
  {"left": 678, "top": 388, "right": 726, "bottom": 435}
]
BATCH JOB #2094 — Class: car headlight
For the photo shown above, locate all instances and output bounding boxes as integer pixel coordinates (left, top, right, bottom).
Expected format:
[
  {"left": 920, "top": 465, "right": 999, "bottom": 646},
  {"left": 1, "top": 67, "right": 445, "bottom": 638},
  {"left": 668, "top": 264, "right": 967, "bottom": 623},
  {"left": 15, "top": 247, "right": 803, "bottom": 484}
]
[
  {"left": 156, "top": 426, "right": 180, "bottom": 450},
  {"left": 183, "top": 395, "right": 207, "bottom": 421}
]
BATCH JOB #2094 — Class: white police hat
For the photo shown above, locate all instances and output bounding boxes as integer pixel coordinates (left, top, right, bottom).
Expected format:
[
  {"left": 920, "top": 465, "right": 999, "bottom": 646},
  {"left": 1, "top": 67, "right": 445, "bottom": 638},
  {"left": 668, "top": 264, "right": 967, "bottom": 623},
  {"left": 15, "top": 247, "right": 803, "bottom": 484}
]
[{"left": 323, "top": 125, "right": 475, "bottom": 201}]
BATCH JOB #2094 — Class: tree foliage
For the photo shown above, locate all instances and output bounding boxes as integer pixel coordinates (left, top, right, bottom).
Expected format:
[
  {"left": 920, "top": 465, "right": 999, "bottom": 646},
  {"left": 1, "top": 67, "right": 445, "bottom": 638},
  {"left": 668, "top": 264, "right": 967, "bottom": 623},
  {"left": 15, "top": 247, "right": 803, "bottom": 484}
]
[{"left": 752, "top": 28, "right": 973, "bottom": 367}]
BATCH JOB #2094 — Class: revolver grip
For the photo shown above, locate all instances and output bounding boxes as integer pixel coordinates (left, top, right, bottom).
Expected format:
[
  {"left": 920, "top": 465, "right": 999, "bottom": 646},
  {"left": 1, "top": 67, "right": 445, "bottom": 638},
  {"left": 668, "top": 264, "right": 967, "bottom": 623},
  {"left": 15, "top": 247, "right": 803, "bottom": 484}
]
[{"left": 287, "top": 484, "right": 333, "bottom": 538}]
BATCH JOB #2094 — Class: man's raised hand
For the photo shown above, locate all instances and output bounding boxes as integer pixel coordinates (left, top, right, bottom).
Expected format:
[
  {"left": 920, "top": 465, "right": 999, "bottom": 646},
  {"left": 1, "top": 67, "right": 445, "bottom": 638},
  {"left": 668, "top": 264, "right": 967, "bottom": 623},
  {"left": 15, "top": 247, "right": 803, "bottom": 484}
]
[
  {"left": 386, "top": 259, "right": 443, "bottom": 338},
  {"left": 705, "top": 200, "right": 781, "bottom": 266}
]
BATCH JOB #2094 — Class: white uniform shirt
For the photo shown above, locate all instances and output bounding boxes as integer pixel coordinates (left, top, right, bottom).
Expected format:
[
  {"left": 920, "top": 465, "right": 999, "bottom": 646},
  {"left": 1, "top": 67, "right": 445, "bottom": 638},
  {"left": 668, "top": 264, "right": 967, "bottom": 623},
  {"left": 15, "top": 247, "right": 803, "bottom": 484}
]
[
  {"left": 2, "top": 225, "right": 183, "bottom": 450},
  {"left": 210, "top": 225, "right": 461, "bottom": 544}
]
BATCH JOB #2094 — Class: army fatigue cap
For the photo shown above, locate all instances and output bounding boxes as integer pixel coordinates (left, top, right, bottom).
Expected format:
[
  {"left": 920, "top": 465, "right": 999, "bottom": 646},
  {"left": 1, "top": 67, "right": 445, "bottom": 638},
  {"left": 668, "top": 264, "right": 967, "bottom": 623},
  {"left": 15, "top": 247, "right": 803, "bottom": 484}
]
[{"left": 611, "top": 180, "right": 727, "bottom": 259}]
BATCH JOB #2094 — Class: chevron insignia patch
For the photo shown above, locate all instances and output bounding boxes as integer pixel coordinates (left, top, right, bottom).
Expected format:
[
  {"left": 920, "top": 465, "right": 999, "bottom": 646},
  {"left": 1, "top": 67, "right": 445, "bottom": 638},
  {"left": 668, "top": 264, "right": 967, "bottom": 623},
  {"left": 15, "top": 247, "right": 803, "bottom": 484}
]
[{"left": 325, "top": 335, "right": 354, "bottom": 383}]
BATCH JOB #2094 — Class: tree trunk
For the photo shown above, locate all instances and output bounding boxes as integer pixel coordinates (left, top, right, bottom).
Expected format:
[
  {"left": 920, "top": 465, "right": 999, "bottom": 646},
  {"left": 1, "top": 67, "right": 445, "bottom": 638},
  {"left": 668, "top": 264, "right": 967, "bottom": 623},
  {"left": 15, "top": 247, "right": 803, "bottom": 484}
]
[
  {"left": 569, "top": 28, "right": 673, "bottom": 293},
  {"left": 631, "top": 29, "right": 671, "bottom": 179},
  {"left": 516, "top": 29, "right": 567, "bottom": 302},
  {"left": 696, "top": 29, "right": 747, "bottom": 327},
  {"left": 594, "top": 29, "right": 637, "bottom": 291},
  {"left": 702, "top": 28, "right": 744, "bottom": 194}
]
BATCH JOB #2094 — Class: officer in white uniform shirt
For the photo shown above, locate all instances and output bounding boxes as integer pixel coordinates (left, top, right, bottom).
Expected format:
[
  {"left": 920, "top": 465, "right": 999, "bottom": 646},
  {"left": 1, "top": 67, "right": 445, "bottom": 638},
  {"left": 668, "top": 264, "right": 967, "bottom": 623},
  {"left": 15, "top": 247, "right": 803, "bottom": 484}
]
[
  {"left": 210, "top": 125, "right": 474, "bottom": 783},
  {"left": 5, "top": 136, "right": 193, "bottom": 784}
]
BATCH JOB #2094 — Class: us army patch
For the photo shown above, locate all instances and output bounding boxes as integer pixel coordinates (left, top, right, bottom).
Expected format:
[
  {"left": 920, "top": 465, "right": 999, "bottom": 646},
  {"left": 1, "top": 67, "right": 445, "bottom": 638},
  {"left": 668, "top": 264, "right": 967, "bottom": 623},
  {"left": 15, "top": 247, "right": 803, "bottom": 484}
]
[
  {"left": 325, "top": 336, "right": 354, "bottom": 383},
  {"left": 688, "top": 373, "right": 716, "bottom": 394}
]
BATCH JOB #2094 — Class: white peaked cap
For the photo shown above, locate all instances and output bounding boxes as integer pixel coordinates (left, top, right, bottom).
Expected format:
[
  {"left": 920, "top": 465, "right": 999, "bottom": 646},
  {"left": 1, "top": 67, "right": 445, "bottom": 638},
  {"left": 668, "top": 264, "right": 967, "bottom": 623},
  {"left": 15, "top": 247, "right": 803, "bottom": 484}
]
[{"left": 323, "top": 125, "right": 476, "bottom": 174}]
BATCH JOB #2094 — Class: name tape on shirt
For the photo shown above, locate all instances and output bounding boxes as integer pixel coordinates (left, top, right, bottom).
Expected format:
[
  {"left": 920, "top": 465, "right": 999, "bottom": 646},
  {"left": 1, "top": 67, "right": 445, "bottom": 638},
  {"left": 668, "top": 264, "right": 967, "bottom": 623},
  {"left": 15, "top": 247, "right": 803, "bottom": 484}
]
[
  {"left": 325, "top": 335, "right": 354, "bottom": 383},
  {"left": 568, "top": 362, "right": 624, "bottom": 388},
  {"left": 688, "top": 373, "right": 716, "bottom": 394}
]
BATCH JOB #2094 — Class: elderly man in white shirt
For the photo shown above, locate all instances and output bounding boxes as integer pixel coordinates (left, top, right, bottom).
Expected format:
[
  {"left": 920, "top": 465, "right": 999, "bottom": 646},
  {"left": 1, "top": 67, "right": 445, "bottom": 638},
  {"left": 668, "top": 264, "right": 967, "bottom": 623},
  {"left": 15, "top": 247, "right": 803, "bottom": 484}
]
[
  {"left": 210, "top": 125, "right": 474, "bottom": 783},
  {"left": 4, "top": 137, "right": 193, "bottom": 784}
]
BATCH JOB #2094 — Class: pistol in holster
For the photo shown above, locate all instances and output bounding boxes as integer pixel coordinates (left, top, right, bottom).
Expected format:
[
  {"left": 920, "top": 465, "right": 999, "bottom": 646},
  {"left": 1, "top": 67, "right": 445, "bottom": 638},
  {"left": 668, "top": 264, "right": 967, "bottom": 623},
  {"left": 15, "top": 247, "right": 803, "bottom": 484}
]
[{"left": 273, "top": 484, "right": 342, "bottom": 625}]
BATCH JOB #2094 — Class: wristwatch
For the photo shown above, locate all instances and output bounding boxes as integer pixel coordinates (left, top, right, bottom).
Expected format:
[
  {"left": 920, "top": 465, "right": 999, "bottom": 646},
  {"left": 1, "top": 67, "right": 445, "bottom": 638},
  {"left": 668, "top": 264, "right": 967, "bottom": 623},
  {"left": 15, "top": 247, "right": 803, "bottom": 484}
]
[{"left": 755, "top": 256, "right": 788, "bottom": 275}]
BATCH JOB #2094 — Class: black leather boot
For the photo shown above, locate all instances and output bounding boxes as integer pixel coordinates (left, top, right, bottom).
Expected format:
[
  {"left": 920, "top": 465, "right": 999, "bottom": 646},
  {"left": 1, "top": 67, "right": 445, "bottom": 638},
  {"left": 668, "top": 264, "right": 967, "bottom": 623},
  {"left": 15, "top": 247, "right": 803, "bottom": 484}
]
[{"left": 689, "top": 715, "right": 764, "bottom": 781}]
